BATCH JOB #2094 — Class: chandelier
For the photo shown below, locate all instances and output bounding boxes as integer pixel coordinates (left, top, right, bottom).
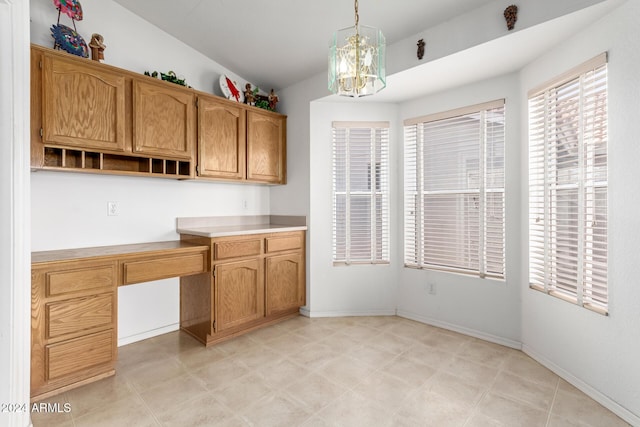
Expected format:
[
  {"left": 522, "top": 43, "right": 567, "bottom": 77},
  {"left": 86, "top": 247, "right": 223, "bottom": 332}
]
[{"left": 328, "top": 0, "right": 386, "bottom": 97}]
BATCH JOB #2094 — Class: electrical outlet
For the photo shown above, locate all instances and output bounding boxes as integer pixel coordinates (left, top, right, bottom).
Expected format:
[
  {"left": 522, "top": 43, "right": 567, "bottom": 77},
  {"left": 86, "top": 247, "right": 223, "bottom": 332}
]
[
  {"left": 107, "top": 201, "right": 119, "bottom": 216},
  {"left": 242, "top": 199, "right": 248, "bottom": 210},
  {"left": 428, "top": 283, "right": 437, "bottom": 295}
]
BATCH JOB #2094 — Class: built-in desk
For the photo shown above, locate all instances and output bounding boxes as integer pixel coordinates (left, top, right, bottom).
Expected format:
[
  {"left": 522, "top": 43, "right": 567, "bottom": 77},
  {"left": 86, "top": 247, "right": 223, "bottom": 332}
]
[
  {"left": 31, "top": 241, "right": 209, "bottom": 400},
  {"left": 31, "top": 217, "right": 307, "bottom": 401}
]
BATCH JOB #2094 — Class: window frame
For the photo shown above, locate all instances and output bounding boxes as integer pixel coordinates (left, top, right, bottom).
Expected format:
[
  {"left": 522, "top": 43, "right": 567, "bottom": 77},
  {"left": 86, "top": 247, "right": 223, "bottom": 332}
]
[
  {"left": 331, "top": 121, "right": 390, "bottom": 265},
  {"left": 527, "top": 53, "right": 609, "bottom": 315},
  {"left": 403, "top": 99, "right": 506, "bottom": 279}
]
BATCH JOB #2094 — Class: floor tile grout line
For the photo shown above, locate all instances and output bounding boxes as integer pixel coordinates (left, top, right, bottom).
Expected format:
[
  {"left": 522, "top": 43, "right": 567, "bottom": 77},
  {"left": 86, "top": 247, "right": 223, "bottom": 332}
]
[
  {"left": 127, "top": 375, "right": 163, "bottom": 427},
  {"left": 545, "top": 376, "right": 561, "bottom": 427},
  {"left": 462, "top": 353, "right": 504, "bottom": 427}
]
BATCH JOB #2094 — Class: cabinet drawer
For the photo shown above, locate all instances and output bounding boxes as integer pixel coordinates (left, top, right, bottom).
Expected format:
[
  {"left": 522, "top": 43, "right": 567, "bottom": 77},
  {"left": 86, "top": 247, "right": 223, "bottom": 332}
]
[
  {"left": 265, "top": 235, "right": 302, "bottom": 253},
  {"left": 214, "top": 239, "right": 261, "bottom": 260},
  {"left": 46, "top": 293, "right": 114, "bottom": 339},
  {"left": 46, "top": 264, "right": 116, "bottom": 297},
  {"left": 46, "top": 330, "right": 114, "bottom": 381},
  {"left": 122, "top": 252, "right": 207, "bottom": 285}
]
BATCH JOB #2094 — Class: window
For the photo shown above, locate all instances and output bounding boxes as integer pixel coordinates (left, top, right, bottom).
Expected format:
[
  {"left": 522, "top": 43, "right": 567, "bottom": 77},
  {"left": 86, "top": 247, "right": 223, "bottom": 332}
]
[
  {"left": 332, "top": 122, "right": 390, "bottom": 264},
  {"left": 528, "top": 53, "right": 608, "bottom": 314},
  {"left": 404, "top": 100, "right": 505, "bottom": 279}
]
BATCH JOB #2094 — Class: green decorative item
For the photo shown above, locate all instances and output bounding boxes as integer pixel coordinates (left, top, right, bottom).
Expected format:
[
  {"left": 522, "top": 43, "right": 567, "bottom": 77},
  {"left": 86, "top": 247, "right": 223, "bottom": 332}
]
[
  {"left": 250, "top": 86, "right": 275, "bottom": 112},
  {"left": 255, "top": 98, "right": 271, "bottom": 111},
  {"left": 144, "top": 70, "right": 190, "bottom": 87}
]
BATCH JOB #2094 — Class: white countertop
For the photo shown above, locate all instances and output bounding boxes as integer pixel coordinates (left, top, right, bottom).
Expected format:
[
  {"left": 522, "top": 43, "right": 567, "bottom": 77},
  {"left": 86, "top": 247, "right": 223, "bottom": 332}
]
[{"left": 176, "top": 215, "right": 307, "bottom": 238}]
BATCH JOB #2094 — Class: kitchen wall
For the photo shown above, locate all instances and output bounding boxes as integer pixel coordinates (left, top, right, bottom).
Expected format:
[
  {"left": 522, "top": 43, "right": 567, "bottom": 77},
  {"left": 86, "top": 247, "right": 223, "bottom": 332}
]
[
  {"left": 306, "top": 101, "right": 400, "bottom": 317},
  {"left": 29, "top": 0, "right": 270, "bottom": 345},
  {"left": 284, "top": 0, "right": 639, "bottom": 422},
  {"left": 519, "top": 0, "right": 640, "bottom": 420},
  {"left": 395, "top": 72, "right": 522, "bottom": 348}
]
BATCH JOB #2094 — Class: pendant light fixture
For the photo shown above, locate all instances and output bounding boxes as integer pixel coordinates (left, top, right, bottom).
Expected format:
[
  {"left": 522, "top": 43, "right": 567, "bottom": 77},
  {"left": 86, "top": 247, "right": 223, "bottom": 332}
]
[{"left": 328, "top": 0, "right": 386, "bottom": 97}]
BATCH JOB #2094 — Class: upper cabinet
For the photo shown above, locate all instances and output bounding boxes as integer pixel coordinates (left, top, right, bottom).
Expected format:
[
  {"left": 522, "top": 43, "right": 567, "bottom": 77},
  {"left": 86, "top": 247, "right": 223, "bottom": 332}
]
[
  {"left": 30, "top": 44, "right": 286, "bottom": 184},
  {"left": 196, "top": 95, "right": 287, "bottom": 184},
  {"left": 197, "top": 95, "right": 246, "bottom": 180},
  {"left": 247, "top": 110, "right": 286, "bottom": 184},
  {"left": 42, "top": 53, "right": 126, "bottom": 152},
  {"left": 133, "top": 79, "right": 195, "bottom": 160},
  {"left": 31, "top": 45, "right": 195, "bottom": 178}
]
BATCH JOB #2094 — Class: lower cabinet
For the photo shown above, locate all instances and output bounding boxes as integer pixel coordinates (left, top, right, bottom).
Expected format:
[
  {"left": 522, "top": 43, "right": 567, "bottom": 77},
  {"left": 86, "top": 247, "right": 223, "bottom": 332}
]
[
  {"left": 31, "top": 259, "right": 117, "bottom": 400},
  {"left": 180, "top": 230, "right": 306, "bottom": 345},
  {"left": 214, "top": 258, "right": 264, "bottom": 331},
  {"left": 265, "top": 253, "right": 305, "bottom": 316}
]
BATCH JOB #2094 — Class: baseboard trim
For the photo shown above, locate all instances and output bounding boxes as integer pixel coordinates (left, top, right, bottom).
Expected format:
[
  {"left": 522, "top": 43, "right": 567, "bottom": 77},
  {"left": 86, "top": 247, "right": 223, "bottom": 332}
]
[
  {"left": 302, "top": 308, "right": 397, "bottom": 318},
  {"left": 396, "top": 309, "right": 522, "bottom": 350},
  {"left": 522, "top": 345, "right": 640, "bottom": 426},
  {"left": 118, "top": 323, "right": 180, "bottom": 347}
]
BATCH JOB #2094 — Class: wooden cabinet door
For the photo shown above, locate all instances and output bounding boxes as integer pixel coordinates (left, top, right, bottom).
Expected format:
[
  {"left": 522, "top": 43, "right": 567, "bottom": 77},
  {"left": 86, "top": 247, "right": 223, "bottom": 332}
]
[
  {"left": 133, "top": 79, "right": 195, "bottom": 159},
  {"left": 197, "top": 96, "right": 246, "bottom": 179},
  {"left": 247, "top": 110, "right": 286, "bottom": 183},
  {"left": 265, "top": 253, "right": 305, "bottom": 315},
  {"left": 42, "top": 54, "right": 126, "bottom": 151},
  {"left": 214, "top": 259, "right": 264, "bottom": 332}
]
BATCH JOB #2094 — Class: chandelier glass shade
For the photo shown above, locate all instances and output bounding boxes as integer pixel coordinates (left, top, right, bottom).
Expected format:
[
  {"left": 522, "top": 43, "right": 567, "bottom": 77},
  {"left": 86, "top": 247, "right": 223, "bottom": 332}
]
[{"left": 328, "top": 1, "right": 386, "bottom": 97}]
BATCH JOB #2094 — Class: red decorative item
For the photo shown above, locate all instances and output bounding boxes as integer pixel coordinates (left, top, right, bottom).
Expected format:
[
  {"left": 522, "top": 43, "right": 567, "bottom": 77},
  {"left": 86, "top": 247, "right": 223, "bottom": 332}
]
[
  {"left": 53, "top": 0, "right": 83, "bottom": 21},
  {"left": 226, "top": 77, "right": 241, "bottom": 102},
  {"left": 219, "top": 74, "right": 244, "bottom": 103}
]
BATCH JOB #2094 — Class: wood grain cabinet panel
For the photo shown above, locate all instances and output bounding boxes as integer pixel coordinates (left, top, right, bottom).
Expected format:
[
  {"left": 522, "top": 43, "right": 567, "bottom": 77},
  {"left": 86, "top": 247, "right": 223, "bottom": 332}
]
[
  {"left": 46, "top": 330, "right": 115, "bottom": 381},
  {"left": 46, "top": 293, "right": 114, "bottom": 339},
  {"left": 247, "top": 110, "right": 286, "bottom": 183},
  {"left": 122, "top": 252, "right": 207, "bottom": 285},
  {"left": 214, "top": 239, "right": 262, "bottom": 260},
  {"left": 197, "top": 95, "right": 246, "bottom": 179},
  {"left": 214, "top": 259, "right": 264, "bottom": 331},
  {"left": 46, "top": 265, "right": 116, "bottom": 297},
  {"left": 265, "top": 235, "right": 302, "bottom": 253},
  {"left": 42, "top": 54, "right": 126, "bottom": 152},
  {"left": 266, "top": 253, "right": 305, "bottom": 315},
  {"left": 133, "top": 79, "right": 195, "bottom": 159}
]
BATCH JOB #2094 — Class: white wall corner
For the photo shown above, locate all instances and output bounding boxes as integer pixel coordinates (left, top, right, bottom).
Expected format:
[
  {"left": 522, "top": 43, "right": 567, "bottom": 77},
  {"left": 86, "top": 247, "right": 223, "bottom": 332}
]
[
  {"left": 522, "top": 345, "right": 640, "bottom": 427},
  {"left": 0, "top": 0, "right": 31, "bottom": 426},
  {"left": 397, "top": 309, "right": 522, "bottom": 350}
]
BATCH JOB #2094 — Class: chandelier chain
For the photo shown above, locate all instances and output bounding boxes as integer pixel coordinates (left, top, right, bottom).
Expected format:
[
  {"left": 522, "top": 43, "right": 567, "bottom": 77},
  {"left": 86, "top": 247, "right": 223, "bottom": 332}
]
[{"left": 354, "top": 0, "right": 359, "bottom": 28}]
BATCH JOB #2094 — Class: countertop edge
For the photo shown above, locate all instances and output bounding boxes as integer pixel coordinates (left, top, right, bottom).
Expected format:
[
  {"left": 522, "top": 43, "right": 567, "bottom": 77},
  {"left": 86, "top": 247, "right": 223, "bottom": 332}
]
[{"left": 177, "top": 224, "right": 307, "bottom": 238}]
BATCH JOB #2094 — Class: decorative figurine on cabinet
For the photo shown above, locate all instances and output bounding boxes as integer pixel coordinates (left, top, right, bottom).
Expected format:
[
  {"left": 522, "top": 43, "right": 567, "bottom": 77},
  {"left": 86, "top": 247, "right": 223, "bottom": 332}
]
[
  {"left": 89, "top": 33, "right": 106, "bottom": 62},
  {"left": 268, "top": 89, "right": 279, "bottom": 111},
  {"left": 50, "top": 0, "right": 89, "bottom": 58},
  {"left": 244, "top": 83, "right": 256, "bottom": 106}
]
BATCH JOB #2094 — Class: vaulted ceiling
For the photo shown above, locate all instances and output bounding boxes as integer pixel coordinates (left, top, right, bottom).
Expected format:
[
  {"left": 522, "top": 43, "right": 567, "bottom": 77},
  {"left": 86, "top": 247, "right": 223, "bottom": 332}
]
[{"left": 113, "top": 0, "right": 619, "bottom": 101}]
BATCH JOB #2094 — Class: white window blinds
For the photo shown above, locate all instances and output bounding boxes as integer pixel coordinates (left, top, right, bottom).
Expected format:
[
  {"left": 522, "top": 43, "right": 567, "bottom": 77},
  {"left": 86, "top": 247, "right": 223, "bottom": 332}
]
[
  {"left": 332, "top": 122, "right": 390, "bottom": 264},
  {"left": 528, "top": 53, "right": 608, "bottom": 315},
  {"left": 404, "top": 100, "right": 505, "bottom": 279}
]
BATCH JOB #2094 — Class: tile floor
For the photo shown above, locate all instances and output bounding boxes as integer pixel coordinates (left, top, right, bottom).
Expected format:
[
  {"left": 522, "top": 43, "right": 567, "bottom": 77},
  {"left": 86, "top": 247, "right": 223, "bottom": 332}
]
[{"left": 31, "top": 316, "right": 629, "bottom": 427}]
